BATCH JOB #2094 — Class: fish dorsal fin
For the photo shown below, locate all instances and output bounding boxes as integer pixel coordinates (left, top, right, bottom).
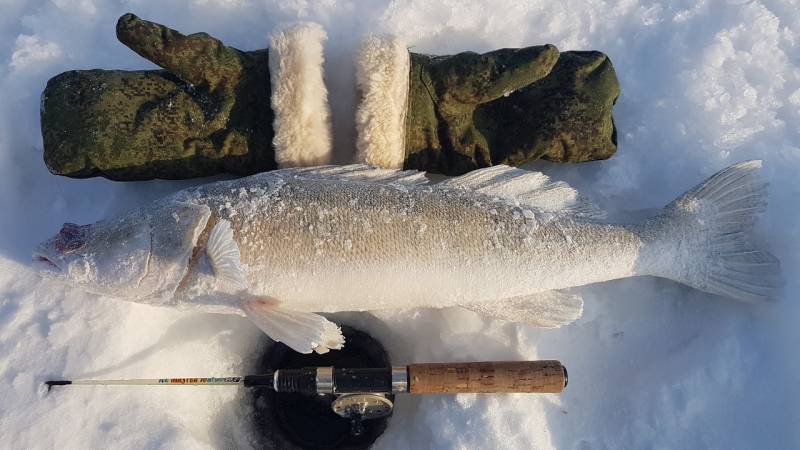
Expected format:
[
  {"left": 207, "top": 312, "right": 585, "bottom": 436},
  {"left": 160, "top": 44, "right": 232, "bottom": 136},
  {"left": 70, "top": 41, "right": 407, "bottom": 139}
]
[
  {"left": 439, "top": 165, "right": 604, "bottom": 219},
  {"left": 275, "top": 164, "right": 429, "bottom": 186},
  {"left": 206, "top": 219, "right": 248, "bottom": 290},
  {"left": 462, "top": 290, "right": 584, "bottom": 328}
]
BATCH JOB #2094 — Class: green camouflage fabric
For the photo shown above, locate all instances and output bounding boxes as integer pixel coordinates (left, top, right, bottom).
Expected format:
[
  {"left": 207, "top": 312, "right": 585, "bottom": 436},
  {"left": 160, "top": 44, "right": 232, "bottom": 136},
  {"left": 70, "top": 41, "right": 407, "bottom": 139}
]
[
  {"left": 41, "top": 13, "right": 274, "bottom": 180},
  {"left": 404, "top": 48, "right": 620, "bottom": 175},
  {"left": 41, "top": 14, "right": 619, "bottom": 180}
]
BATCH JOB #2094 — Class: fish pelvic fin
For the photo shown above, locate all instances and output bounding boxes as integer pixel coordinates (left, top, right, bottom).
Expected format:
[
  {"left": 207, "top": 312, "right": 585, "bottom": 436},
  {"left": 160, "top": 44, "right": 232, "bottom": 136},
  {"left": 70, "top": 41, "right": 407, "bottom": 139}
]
[
  {"left": 644, "top": 160, "right": 781, "bottom": 302},
  {"left": 242, "top": 296, "right": 345, "bottom": 354}
]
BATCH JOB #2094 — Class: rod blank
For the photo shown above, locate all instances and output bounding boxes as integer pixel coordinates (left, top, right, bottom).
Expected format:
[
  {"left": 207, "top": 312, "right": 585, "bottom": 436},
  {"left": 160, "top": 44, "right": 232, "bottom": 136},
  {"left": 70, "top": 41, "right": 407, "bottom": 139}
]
[{"left": 46, "top": 376, "right": 247, "bottom": 388}]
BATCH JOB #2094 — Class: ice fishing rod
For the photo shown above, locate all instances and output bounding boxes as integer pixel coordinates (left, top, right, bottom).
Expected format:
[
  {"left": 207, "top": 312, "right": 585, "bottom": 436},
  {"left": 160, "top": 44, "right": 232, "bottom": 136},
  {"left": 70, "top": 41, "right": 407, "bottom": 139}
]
[
  {"left": 46, "top": 360, "right": 567, "bottom": 394},
  {"left": 46, "top": 360, "right": 567, "bottom": 432}
]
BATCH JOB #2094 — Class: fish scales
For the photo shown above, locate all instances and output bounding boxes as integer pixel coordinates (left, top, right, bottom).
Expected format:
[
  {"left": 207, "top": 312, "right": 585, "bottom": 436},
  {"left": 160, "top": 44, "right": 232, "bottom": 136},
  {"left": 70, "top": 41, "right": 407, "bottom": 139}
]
[{"left": 174, "top": 174, "right": 644, "bottom": 312}]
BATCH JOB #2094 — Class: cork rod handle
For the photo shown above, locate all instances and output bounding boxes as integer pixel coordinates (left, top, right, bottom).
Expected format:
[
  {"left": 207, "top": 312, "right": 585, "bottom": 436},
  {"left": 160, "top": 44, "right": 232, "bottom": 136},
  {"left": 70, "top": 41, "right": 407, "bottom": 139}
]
[{"left": 407, "top": 360, "right": 567, "bottom": 394}]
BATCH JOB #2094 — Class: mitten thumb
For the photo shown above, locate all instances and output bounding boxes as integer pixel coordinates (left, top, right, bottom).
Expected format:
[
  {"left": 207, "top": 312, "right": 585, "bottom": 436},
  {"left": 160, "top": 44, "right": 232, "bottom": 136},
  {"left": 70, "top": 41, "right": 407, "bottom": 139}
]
[
  {"left": 116, "top": 13, "right": 241, "bottom": 89},
  {"left": 429, "top": 44, "right": 559, "bottom": 106}
]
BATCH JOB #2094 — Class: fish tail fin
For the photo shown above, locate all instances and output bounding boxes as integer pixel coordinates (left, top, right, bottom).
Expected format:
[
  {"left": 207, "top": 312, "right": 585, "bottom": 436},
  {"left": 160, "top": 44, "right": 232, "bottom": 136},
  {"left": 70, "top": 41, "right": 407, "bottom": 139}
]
[{"left": 648, "top": 160, "right": 781, "bottom": 302}]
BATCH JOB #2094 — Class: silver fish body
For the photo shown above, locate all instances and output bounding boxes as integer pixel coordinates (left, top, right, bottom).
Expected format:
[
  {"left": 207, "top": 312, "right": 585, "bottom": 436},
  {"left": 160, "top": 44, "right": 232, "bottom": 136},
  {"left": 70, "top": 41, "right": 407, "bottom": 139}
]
[{"left": 35, "top": 163, "right": 780, "bottom": 353}]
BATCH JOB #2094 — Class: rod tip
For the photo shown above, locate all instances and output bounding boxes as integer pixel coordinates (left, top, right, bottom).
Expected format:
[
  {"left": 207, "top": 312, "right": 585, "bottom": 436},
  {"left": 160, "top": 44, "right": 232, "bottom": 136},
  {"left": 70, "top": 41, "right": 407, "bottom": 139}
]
[{"left": 40, "top": 381, "right": 67, "bottom": 397}]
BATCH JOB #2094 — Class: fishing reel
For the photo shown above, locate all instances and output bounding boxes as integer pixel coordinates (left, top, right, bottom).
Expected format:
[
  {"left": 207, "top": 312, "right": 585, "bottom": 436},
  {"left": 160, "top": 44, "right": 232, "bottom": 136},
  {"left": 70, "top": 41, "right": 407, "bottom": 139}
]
[
  {"left": 244, "top": 365, "right": 409, "bottom": 437},
  {"left": 251, "top": 326, "right": 398, "bottom": 449},
  {"left": 314, "top": 366, "right": 401, "bottom": 436}
]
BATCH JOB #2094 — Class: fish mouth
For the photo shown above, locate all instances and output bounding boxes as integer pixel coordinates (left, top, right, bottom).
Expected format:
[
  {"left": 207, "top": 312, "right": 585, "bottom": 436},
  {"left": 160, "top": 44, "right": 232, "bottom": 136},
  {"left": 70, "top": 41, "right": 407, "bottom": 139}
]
[{"left": 32, "top": 252, "right": 61, "bottom": 272}]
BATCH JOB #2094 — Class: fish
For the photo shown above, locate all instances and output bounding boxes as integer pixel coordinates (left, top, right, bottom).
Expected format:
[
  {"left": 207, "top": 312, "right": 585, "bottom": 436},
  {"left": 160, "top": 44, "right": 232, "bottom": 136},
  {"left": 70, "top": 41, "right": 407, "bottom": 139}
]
[{"left": 33, "top": 162, "right": 781, "bottom": 354}]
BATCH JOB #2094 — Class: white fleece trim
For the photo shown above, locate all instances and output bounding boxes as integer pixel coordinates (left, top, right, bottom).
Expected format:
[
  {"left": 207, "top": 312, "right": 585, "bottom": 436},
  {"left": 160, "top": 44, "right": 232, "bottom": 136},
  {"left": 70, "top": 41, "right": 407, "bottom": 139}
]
[
  {"left": 269, "top": 23, "right": 332, "bottom": 168},
  {"left": 354, "top": 35, "right": 410, "bottom": 169}
]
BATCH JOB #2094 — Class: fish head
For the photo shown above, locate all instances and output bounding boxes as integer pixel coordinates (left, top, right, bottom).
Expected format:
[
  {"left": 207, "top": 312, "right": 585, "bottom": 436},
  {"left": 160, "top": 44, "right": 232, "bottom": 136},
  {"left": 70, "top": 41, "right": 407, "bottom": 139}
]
[
  {"left": 33, "top": 208, "right": 153, "bottom": 297},
  {"left": 33, "top": 201, "right": 211, "bottom": 300}
]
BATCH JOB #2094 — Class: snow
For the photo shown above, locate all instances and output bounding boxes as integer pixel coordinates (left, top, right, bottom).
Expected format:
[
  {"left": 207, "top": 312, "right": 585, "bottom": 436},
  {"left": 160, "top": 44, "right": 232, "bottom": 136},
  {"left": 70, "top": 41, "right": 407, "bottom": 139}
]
[{"left": 1, "top": 0, "right": 799, "bottom": 448}]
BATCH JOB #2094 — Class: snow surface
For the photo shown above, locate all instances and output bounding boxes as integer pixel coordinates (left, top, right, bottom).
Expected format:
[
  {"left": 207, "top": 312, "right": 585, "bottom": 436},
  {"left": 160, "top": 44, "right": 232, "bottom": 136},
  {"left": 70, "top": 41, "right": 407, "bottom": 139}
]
[{"left": 1, "top": 0, "right": 799, "bottom": 448}]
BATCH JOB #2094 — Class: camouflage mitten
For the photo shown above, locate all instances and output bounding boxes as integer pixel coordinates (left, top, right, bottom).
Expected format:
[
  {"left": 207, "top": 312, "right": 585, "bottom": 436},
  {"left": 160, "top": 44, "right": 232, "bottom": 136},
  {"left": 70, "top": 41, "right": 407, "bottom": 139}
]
[
  {"left": 354, "top": 38, "right": 619, "bottom": 175},
  {"left": 41, "top": 13, "right": 331, "bottom": 180}
]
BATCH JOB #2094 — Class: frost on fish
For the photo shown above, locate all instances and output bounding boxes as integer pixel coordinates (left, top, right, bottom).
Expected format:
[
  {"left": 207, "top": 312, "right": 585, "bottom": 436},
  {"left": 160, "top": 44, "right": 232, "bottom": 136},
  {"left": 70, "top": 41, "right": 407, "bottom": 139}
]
[
  {"left": 34, "top": 163, "right": 780, "bottom": 353},
  {"left": 34, "top": 201, "right": 210, "bottom": 301}
]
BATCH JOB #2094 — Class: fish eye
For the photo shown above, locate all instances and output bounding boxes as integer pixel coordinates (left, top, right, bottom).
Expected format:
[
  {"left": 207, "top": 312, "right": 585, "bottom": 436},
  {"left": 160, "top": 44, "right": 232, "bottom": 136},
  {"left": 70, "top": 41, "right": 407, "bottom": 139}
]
[{"left": 57, "top": 222, "right": 89, "bottom": 253}]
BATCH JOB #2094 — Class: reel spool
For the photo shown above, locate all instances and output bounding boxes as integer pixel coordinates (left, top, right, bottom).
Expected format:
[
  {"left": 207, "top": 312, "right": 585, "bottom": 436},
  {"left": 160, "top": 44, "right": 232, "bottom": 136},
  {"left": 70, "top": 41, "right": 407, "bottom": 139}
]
[
  {"left": 331, "top": 394, "right": 394, "bottom": 437},
  {"left": 250, "top": 326, "right": 393, "bottom": 449},
  {"left": 332, "top": 394, "right": 393, "bottom": 420}
]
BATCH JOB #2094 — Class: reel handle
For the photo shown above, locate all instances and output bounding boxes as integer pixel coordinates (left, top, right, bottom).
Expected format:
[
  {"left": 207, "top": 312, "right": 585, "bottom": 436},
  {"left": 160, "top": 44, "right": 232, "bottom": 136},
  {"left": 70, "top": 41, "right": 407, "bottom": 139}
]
[{"left": 407, "top": 360, "right": 567, "bottom": 394}]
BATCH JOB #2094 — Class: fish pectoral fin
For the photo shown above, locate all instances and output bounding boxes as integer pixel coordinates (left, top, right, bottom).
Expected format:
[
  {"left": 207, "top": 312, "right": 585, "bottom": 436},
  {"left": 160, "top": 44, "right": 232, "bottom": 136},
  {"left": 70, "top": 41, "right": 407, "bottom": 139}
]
[
  {"left": 206, "top": 219, "right": 248, "bottom": 290},
  {"left": 462, "top": 290, "right": 584, "bottom": 328},
  {"left": 242, "top": 296, "right": 345, "bottom": 354}
]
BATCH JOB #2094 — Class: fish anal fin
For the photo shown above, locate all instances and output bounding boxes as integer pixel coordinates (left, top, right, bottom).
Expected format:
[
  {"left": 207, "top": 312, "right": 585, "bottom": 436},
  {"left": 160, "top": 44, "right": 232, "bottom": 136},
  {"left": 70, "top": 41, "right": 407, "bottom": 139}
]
[
  {"left": 242, "top": 296, "right": 345, "bottom": 354},
  {"left": 463, "top": 290, "right": 584, "bottom": 328}
]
